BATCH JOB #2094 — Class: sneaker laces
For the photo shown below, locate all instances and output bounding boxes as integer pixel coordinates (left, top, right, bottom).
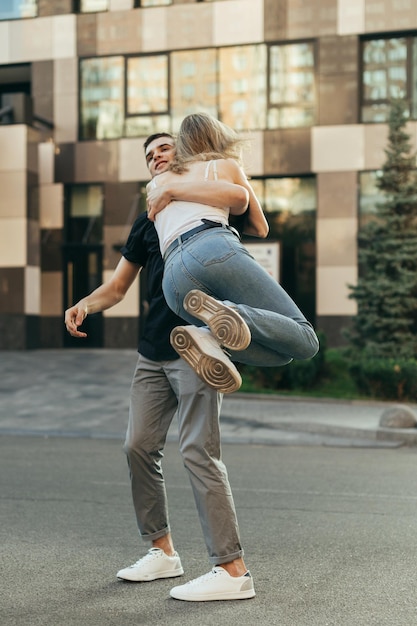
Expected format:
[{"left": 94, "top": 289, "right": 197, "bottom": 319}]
[
  {"left": 128, "top": 548, "right": 162, "bottom": 568},
  {"left": 183, "top": 567, "right": 224, "bottom": 586}
]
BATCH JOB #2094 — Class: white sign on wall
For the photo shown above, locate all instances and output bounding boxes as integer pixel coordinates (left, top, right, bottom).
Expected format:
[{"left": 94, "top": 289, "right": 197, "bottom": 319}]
[{"left": 244, "top": 242, "right": 280, "bottom": 282}]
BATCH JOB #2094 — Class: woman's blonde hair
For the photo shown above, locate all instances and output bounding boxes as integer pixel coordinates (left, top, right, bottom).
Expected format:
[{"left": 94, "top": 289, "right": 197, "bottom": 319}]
[{"left": 170, "top": 112, "right": 244, "bottom": 173}]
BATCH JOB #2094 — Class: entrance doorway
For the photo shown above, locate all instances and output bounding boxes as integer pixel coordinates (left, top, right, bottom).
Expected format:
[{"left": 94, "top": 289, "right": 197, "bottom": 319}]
[{"left": 63, "top": 244, "right": 103, "bottom": 347}]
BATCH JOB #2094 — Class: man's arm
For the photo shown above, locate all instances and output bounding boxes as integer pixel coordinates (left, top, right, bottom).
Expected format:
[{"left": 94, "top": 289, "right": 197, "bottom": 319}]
[
  {"left": 64, "top": 257, "right": 141, "bottom": 338},
  {"left": 146, "top": 180, "right": 249, "bottom": 222}
]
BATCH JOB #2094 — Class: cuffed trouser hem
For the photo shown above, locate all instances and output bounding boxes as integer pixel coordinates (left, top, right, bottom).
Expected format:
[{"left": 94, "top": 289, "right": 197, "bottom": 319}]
[
  {"left": 210, "top": 549, "right": 244, "bottom": 566},
  {"left": 140, "top": 526, "right": 171, "bottom": 543}
]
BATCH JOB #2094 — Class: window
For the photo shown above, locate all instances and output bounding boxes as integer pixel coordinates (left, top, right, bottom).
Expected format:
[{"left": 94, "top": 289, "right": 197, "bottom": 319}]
[
  {"left": 359, "top": 171, "right": 384, "bottom": 227},
  {"left": 361, "top": 36, "right": 417, "bottom": 122},
  {"left": 79, "top": 0, "right": 109, "bottom": 12},
  {"left": 135, "top": 0, "right": 172, "bottom": 6},
  {"left": 251, "top": 176, "right": 317, "bottom": 322},
  {"left": 220, "top": 45, "right": 267, "bottom": 130},
  {"left": 0, "top": 0, "right": 37, "bottom": 20},
  {"left": 80, "top": 57, "right": 124, "bottom": 140},
  {"left": 268, "top": 42, "right": 315, "bottom": 128},
  {"left": 80, "top": 42, "right": 317, "bottom": 140},
  {"left": 171, "top": 49, "right": 218, "bottom": 131},
  {"left": 66, "top": 185, "right": 103, "bottom": 245}
]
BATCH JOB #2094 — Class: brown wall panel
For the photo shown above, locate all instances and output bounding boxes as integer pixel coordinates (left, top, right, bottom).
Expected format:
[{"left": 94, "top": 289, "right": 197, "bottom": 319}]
[
  {"left": 77, "top": 14, "right": 98, "bottom": 57},
  {"left": 264, "top": 128, "right": 311, "bottom": 175},
  {"left": 0, "top": 268, "right": 24, "bottom": 314}
]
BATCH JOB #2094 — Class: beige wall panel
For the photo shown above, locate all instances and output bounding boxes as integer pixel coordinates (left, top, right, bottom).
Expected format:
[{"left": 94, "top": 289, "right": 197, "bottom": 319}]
[
  {"left": 317, "top": 265, "right": 357, "bottom": 315},
  {"left": 365, "top": 0, "right": 417, "bottom": 33},
  {"left": 54, "top": 93, "right": 78, "bottom": 143},
  {"left": 312, "top": 125, "right": 364, "bottom": 172},
  {"left": 110, "top": 0, "right": 132, "bottom": 10},
  {"left": 241, "top": 131, "right": 264, "bottom": 177},
  {"left": 317, "top": 171, "right": 357, "bottom": 218},
  {"left": 52, "top": 15, "right": 76, "bottom": 59},
  {"left": 0, "top": 219, "right": 26, "bottom": 267},
  {"left": 38, "top": 142, "right": 55, "bottom": 185},
  {"left": 213, "top": 0, "right": 263, "bottom": 46},
  {"left": 54, "top": 58, "right": 77, "bottom": 95},
  {"left": 167, "top": 4, "right": 212, "bottom": 50},
  {"left": 0, "top": 172, "right": 26, "bottom": 219},
  {"left": 9, "top": 17, "right": 53, "bottom": 63},
  {"left": 25, "top": 266, "right": 41, "bottom": 315},
  {"left": 141, "top": 7, "right": 168, "bottom": 52},
  {"left": 102, "top": 269, "right": 139, "bottom": 317},
  {"left": 75, "top": 142, "right": 119, "bottom": 182},
  {"left": 0, "top": 23, "right": 10, "bottom": 63},
  {"left": 119, "top": 138, "right": 150, "bottom": 182},
  {"left": 97, "top": 9, "right": 142, "bottom": 55},
  {"left": 41, "top": 271, "right": 62, "bottom": 316},
  {"left": 363, "top": 123, "right": 389, "bottom": 170},
  {"left": 337, "top": 0, "right": 365, "bottom": 34},
  {"left": 40, "top": 184, "right": 64, "bottom": 229},
  {"left": 317, "top": 217, "right": 357, "bottom": 266},
  {"left": 0, "top": 126, "right": 27, "bottom": 171}
]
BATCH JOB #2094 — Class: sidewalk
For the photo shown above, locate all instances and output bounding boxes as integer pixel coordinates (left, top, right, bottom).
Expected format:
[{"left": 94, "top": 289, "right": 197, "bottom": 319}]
[{"left": 1, "top": 349, "right": 417, "bottom": 446}]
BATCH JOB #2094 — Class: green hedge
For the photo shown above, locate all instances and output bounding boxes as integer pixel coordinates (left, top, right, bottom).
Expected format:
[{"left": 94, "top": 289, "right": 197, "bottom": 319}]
[
  {"left": 349, "top": 358, "right": 417, "bottom": 401},
  {"left": 240, "top": 331, "right": 326, "bottom": 391}
]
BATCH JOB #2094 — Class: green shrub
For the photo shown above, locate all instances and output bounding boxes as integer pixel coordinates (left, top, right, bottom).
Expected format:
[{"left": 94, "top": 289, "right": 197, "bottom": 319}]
[
  {"left": 349, "top": 357, "right": 417, "bottom": 401},
  {"left": 240, "top": 331, "right": 326, "bottom": 392}
]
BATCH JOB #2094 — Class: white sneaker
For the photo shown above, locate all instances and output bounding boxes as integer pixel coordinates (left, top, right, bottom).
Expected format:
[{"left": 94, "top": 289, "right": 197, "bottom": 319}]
[
  {"left": 183, "top": 290, "right": 251, "bottom": 351},
  {"left": 170, "top": 566, "right": 255, "bottom": 601},
  {"left": 116, "top": 548, "right": 184, "bottom": 582},
  {"left": 170, "top": 326, "right": 242, "bottom": 394}
]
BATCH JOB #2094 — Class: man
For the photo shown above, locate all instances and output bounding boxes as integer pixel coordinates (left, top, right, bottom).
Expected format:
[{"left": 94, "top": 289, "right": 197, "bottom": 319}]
[{"left": 64, "top": 133, "right": 255, "bottom": 602}]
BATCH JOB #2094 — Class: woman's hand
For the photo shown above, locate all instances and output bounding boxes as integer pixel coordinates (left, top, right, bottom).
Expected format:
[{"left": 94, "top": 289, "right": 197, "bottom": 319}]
[{"left": 146, "top": 185, "right": 173, "bottom": 221}]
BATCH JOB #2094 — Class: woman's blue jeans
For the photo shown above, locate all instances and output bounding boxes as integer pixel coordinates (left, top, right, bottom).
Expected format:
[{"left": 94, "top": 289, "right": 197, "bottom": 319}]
[{"left": 163, "top": 228, "right": 320, "bottom": 366}]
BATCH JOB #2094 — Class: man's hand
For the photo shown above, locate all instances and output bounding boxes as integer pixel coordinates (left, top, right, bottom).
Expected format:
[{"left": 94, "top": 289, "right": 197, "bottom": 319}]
[
  {"left": 64, "top": 303, "right": 88, "bottom": 338},
  {"left": 146, "top": 185, "right": 172, "bottom": 222}
]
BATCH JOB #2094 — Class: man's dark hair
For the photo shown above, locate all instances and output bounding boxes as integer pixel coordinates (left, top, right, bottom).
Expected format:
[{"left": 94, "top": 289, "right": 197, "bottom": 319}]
[{"left": 143, "top": 132, "right": 174, "bottom": 152}]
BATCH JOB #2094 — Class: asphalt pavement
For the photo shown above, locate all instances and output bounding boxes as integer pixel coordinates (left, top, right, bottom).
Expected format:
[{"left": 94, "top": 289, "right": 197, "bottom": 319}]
[
  {"left": 1, "top": 349, "right": 417, "bottom": 447},
  {"left": 2, "top": 349, "right": 417, "bottom": 626}
]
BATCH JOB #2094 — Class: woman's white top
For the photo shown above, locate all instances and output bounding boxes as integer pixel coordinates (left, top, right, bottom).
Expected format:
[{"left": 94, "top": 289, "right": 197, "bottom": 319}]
[{"left": 152, "top": 160, "right": 230, "bottom": 256}]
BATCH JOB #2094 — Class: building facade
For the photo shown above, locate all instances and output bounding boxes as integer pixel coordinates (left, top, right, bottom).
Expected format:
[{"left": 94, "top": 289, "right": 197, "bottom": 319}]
[{"left": 0, "top": 0, "right": 414, "bottom": 349}]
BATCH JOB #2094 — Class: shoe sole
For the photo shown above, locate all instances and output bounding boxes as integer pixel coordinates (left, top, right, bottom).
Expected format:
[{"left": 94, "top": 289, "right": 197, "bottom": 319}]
[
  {"left": 117, "top": 566, "right": 184, "bottom": 582},
  {"left": 170, "top": 326, "right": 242, "bottom": 394},
  {"left": 170, "top": 588, "right": 256, "bottom": 601},
  {"left": 183, "top": 290, "right": 251, "bottom": 351}
]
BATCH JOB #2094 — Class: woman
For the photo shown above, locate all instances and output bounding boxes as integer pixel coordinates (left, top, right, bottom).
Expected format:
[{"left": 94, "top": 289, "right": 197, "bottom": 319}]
[{"left": 146, "top": 113, "right": 319, "bottom": 393}]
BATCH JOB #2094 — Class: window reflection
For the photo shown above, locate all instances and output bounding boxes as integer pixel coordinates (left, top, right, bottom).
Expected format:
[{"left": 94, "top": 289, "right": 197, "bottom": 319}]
[
  {"left": 138, "top": 0, "right": 172, "bottom": 6},
  {"left": 80, "top": 57, "right": 124, "bottom": 140},
  {"left": 66, "top": 185, "right": 103, "bottom": 245},
  {"left": 362, "top": 38, "right": 409, "bottom": 122},
  {"left": 219, "top": 45, "right": 267, "bottom": 130},
  {"left": 268, "top": 42, "right": 315, "bottom": 129},
  {"left": 79, "top": 41, "right": 317, "bottom": 140},
  {"left": 79, "top": 0, "right": 109, "bottom": 12},
  {"left": 359, "top": 171, "right": 384, "bottom": 227},
  {"left": 0, "top": 0, "right": 37, "bottom": 19},
  {"left": 127, "top": 56, "right": 168, "bottom": 115},
  {"left": 250, "top": 177, "right": 316, "bottom": 322},
  {"left": 171, "top": 49, "right": 218, "bottom": 131}
]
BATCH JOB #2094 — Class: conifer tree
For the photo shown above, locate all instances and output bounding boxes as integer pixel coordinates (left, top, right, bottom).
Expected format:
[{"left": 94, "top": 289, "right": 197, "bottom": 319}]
[{"left": 346, "top": 100, "right": 417, "bottom": 359}]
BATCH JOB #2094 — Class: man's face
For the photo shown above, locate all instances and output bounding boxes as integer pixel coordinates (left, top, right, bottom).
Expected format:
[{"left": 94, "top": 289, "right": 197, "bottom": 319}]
[{"left": 145, "top": 136, "right": 176, "bottom": 178}]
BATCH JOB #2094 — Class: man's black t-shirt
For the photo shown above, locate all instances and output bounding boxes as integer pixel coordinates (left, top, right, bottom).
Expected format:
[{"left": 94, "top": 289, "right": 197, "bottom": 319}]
[{"left": 121, "top": 213, "right": 187, "bottom": 361}]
